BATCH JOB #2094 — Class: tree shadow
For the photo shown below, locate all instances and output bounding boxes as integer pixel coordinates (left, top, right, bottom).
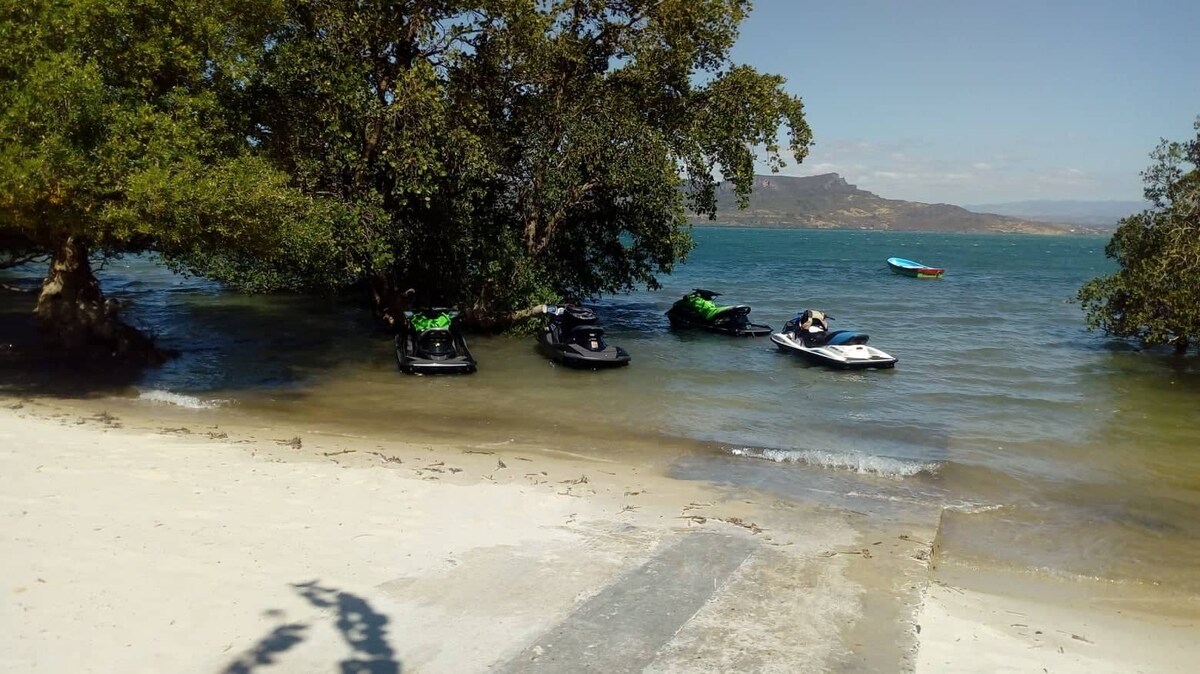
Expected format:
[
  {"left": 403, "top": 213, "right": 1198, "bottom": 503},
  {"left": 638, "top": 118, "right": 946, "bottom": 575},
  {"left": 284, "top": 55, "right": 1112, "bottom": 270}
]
[
  {"left": 218, "top": 582, "right": 401, "bottom": 674},
  {"left": 220, "top": 623, "right": 309, "bottom": 674},
  {"left": 0, "top": 263, "right": 383, "bottom": 399},
  {"left": 293, "top": 580, "right": 402, "bottom": 674},
  {"left": 0, "top": 301, "right": 149, "bottom": 396}
]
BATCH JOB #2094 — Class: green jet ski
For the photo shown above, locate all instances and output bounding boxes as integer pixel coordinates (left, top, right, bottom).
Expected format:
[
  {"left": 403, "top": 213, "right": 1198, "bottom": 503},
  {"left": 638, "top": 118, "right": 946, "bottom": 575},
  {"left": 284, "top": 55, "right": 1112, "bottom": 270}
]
[
  {"left": 395, "top": 308, "right": 477, "bottom": 375},
  {"left": 665, "top": 289, "right": 772, "bottom": 337}
]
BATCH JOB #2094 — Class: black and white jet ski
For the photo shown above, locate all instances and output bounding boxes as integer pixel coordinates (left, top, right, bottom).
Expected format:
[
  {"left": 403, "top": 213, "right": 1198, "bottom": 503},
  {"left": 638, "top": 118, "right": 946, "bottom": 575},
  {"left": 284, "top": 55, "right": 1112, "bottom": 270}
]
[
  {"left": 770, "top": 309, "right": 896, "bottom": 369},
  {"left": 395, "top": 308, "right": 477, "bottom": 375},
  {"left": 665, "top": 288, "right": 771, "bottom": 337},
  {"left": 538, "top": 304, "right": 630, "bottom": 369}
]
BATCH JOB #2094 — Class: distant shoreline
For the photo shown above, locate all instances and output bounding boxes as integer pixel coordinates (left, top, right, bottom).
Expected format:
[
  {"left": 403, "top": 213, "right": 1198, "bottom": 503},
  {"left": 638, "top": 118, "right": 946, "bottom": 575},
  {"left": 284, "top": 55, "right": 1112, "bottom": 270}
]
[
  {"left": 689, "top": 221, "right": 1110, "bottom": 236},
  {"left": 693, "top": 174, "right": 1113, "bottom": 236}
]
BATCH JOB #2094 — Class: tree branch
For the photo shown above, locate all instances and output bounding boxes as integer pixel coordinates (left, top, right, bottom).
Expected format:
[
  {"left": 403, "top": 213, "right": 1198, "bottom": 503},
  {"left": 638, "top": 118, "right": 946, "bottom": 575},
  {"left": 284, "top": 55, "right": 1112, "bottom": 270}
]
[{"left": 0, "top": 251, "right": 49, "bottom": 270}]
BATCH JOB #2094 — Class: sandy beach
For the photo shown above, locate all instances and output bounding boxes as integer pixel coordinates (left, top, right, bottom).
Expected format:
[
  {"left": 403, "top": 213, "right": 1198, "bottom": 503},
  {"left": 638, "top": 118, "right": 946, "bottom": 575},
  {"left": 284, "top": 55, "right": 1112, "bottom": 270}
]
[{"left": 2, "top": 396, "right": 1197, "bottom": 673}]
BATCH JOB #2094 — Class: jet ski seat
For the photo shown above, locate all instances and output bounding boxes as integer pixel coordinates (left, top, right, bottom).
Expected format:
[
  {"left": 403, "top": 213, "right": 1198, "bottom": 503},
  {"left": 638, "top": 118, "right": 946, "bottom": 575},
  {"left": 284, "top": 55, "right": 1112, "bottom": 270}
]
[{"left": 801, "top": 329, "right": 830, "bottom": 347}]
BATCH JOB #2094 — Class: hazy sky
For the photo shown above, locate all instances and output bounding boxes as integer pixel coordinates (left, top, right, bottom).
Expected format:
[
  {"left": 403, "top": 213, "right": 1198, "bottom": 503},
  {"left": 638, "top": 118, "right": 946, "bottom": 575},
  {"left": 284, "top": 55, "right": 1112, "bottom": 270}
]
[{"left": 732, "top": 0, "right": 1200, "bottom": 204}]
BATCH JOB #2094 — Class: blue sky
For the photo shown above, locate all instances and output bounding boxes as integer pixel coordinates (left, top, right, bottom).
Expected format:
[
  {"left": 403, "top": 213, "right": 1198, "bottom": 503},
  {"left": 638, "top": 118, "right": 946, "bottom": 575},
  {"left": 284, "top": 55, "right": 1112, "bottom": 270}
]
[{"left": 731, "top": 0, "right": 1200, "bottom": 204}]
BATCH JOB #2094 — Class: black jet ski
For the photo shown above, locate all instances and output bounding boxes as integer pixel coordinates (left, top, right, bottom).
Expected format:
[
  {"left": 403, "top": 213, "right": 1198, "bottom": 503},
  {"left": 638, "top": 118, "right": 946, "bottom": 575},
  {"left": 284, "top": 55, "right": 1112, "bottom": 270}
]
[
  {"left": 665, "top": 289, "right": 771, "bottom": 337},
  {"left": 538, "top": 304, "right": 630, "bottom": 369},
  {"left": 770, "top": 309, "right": 896, "bottom": 369},
  {"left": 395, "top": 308, "right": 477, "bottom": 375}
]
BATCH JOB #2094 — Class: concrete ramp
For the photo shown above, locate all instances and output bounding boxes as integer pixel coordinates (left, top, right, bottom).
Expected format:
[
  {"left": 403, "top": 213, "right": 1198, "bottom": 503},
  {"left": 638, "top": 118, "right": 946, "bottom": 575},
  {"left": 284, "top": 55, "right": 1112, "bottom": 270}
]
[{"left": 497, "top": 533, "right": 758, "bottom": 673}]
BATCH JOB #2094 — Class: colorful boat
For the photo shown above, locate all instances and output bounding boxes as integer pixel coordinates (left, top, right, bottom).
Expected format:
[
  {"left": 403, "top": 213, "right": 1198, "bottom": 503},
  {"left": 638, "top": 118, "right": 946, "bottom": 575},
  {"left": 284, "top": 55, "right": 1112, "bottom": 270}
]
[{"left": 887, "top": 257, "right": 944, "bottom": 279}]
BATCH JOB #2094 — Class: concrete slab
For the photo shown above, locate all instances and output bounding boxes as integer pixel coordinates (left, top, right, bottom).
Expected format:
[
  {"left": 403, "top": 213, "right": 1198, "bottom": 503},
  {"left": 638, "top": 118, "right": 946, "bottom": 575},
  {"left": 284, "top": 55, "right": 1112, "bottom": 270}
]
[{"left": 496, "top": 533, "right": 758, "bottom": 673}]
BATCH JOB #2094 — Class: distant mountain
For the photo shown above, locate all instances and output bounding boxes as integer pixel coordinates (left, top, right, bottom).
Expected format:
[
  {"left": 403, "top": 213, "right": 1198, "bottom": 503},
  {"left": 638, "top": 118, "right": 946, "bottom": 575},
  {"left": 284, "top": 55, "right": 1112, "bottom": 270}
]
[
  {"left": 963, "top": 200, "right": 1147, "bottom": 229},
  {"left": 693, "top": 174, "right": 1094, "bottom": 234}
]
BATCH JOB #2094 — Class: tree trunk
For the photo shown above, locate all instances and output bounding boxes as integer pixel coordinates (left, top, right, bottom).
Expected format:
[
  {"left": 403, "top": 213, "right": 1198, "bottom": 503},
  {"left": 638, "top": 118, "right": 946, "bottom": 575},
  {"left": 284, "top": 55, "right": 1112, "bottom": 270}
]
[
  {"left": 366, "top": 271, "right": 547, "bottom": 333},
  {"left": 367, "top": 272, "right": 407, "bottom": 329},
  {"left": 34, "top": 236, "right": 165, "bottom": 365},
  {"left": 459, "top": 304, "right": 547, "bottom": 332}
]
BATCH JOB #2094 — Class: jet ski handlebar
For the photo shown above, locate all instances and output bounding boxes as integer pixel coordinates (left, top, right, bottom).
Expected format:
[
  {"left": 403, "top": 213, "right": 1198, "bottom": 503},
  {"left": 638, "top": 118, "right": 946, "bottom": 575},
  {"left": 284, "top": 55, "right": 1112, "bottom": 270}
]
[{"left": 544, "top": 304, "right": 597, "bottom": 320}]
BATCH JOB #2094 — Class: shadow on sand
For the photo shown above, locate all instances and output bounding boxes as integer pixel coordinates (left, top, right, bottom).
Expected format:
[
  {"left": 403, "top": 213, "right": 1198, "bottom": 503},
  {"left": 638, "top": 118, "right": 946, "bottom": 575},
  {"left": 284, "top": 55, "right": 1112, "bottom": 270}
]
[
  {"left": 220, "top": 581, "right": 401, "bottom": 674},
  {"left": 220, "top": 623, "right": 309, "bottom": 674}
]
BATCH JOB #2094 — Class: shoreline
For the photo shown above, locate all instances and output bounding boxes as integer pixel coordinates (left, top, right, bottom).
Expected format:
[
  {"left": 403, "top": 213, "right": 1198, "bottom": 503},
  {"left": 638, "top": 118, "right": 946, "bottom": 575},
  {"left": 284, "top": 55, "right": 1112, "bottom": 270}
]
[
  {"left": 2, "top": 395, "right": 1197, "bottom": 672},
  {"left": 687, "top": 222, "right": 1106, "bottom": 236}
]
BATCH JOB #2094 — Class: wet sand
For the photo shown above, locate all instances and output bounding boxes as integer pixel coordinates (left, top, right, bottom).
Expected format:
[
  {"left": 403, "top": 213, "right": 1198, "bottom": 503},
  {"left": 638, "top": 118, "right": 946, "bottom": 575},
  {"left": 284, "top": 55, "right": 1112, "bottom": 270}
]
[{"left": 1, "top": 397, "right": 1196, "bottom": 672}]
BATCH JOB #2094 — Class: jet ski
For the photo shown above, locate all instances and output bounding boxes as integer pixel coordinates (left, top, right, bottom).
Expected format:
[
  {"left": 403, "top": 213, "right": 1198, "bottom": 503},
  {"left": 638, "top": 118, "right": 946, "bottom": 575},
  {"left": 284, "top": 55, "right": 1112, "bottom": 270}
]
[
  {"left": 395, "top": 308, "right": 477, "bottom": 375},
  {"left": 770, "top": 309, "right": 896, "bottom": 369},
  {"left": 665, "top": 289, "right": 771, "bottom": 337},
  {"left": 538, "top": 304, "right": 630, "bottom": 369}
]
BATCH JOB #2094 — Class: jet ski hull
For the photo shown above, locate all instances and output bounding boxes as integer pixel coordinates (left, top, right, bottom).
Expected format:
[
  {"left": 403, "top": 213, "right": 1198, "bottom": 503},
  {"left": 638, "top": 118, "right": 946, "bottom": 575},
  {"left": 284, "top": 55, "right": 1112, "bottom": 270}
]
[
  {"left": 538, "top": 336, "right": 631, "bottom": 369},
  {"left": 665, "top": 305, "right": 772, "bottom": 337},
  {"left": 537, "top": 317, "right": 630, "bottom": 369},
  {"left": 395, "top": 333, "right": 477, "bottom": 375},
  {"left": 770, "top": 332, "right": 896, "bottom": 369},
  {"left": 665, "top": 289, "right": 772, "bottom": 337}
]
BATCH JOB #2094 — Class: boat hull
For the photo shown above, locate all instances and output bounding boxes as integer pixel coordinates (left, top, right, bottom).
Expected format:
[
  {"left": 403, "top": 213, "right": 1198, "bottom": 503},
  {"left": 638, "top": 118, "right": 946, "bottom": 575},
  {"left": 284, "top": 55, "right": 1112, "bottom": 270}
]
[{"left": 887, "top": 257, "right": 944, "bottom": 279}]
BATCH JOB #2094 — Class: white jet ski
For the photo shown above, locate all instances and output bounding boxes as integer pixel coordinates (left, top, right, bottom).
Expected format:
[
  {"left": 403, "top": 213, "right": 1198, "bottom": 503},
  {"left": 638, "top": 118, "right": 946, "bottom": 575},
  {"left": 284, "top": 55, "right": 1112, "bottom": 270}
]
[{"left": 770, "top": 309, "right": 897, "bottom": 369}]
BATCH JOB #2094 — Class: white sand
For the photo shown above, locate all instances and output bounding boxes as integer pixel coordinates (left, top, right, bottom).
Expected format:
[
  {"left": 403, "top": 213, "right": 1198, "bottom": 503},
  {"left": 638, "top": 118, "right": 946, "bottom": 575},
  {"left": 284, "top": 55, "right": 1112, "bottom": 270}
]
[
  {"left": 3, "top": 400, "right": 1196, "bottom": 673},
  {"left": 915, "top": 579, "right": 1200, "bottom": 673},
  {"left": 0, "top": 403, "right": 864, "bottom": 672}
]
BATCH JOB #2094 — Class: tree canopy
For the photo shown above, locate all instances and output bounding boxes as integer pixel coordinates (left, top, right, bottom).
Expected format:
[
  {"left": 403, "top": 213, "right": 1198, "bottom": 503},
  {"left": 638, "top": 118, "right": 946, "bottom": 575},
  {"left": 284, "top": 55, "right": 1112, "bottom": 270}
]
[
  {"left": 221, "top": 0, "right": 811, "bottom": 326},
  {"left": 1, "top": 0, "right": 811, "bottom": 360},
  {"left": 0, "top": 0, "right": 346, "bottom": 359},
  {"left": 1078, "top": 117, "right": 1200, "bottom": 354}
]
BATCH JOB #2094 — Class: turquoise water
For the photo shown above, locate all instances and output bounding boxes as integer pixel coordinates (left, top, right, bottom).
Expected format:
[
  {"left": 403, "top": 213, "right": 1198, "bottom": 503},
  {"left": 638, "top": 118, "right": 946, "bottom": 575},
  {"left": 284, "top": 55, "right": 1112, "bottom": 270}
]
[{"left": 4, "top": 228, "right": 1200, "bottom": 590}]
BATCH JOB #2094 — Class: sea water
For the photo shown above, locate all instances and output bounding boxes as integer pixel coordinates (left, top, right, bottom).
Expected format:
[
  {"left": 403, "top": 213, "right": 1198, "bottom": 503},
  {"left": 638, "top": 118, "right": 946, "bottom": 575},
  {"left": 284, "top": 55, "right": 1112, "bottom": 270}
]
[{"left": 3, "top": 228, "right": 1199, "bottom": 593}]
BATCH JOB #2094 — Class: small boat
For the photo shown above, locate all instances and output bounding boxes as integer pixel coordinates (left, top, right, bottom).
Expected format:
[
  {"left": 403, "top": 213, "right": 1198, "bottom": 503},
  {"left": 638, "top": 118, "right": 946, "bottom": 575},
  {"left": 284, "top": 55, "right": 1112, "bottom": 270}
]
[
  {"left": 887, "top": 257, "right": 944, "bottom": 279},
  {"left": 770, "top": 310, "right": 897, "bottom": 369}
]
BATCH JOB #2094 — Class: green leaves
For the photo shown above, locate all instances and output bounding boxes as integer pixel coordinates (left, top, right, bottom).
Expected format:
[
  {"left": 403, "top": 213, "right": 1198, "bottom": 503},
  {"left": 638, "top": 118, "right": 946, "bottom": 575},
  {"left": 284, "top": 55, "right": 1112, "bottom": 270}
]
[
  {"left": 0, "top": 0, "right": 342, "bottom": 290},
  {"left": 2, "top": 0, "right": 812, "bottom": 329},
  {"left": 422, "top": 0, "right": 809, "bottom": 318},
  {"left": 1079, "top": 118, "right": 1200, "bottom": 353}
]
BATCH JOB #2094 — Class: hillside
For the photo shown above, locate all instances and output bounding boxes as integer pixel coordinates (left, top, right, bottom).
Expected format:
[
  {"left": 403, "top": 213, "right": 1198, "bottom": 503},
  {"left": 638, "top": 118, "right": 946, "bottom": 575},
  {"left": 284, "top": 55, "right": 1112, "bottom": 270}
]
[
  {"left": 963, "top": 199, "right": 1146, "bottom": 229},
  {"left": 693, "top": 174, "right": 1092, "bottom": 234}
]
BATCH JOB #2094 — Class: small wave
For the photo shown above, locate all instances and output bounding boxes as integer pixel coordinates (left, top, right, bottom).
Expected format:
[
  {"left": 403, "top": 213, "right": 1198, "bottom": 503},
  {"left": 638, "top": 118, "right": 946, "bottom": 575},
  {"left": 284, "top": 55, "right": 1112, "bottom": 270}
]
[
  {"left": 729, "top": 446, "right": 940, "bottom": 479},
  {"left": 942, "top": 501, "right": 1006, "bottom": 514},
  {"left": 843, "top": 491, "right": 935, "bottom": 507},
  {"left": 137, "top": 389, "right": 224, "bottom": 409},
  {"left": 840, "top": 491, "right": 1004, "bottom": 513}
]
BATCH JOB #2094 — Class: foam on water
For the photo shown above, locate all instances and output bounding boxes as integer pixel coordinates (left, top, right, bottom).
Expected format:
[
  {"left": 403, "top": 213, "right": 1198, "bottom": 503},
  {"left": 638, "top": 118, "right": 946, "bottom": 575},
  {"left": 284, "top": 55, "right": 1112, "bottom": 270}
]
[
  {"left": 941, "top": 501, "right": 1006, "bottom": 514},
  {"left": 729, "top": 446, "right": 940, "bottom": 479},
  {"left": 842, "top": 490, "right": 1001, "bottom": 513},
  {"left": 136, "top": 389, "right": 224, "bottom": 409}
]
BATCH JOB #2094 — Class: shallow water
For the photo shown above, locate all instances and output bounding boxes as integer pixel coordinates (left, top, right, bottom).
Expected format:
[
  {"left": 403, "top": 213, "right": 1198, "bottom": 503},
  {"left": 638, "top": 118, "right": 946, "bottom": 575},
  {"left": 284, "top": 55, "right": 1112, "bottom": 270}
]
[{"left": 3, "top": 228, "right": 1200, "bottom": 592}]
